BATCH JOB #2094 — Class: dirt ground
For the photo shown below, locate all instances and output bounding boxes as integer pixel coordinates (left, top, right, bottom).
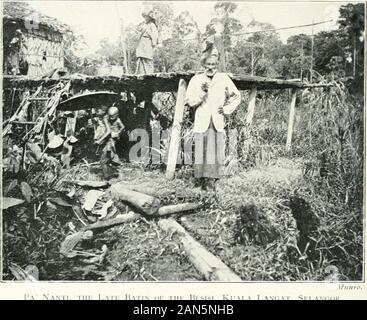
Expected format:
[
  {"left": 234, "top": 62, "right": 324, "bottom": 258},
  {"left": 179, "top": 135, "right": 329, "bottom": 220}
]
[{"left": 64, "top": 158, "right": 305, "bottom": 281}]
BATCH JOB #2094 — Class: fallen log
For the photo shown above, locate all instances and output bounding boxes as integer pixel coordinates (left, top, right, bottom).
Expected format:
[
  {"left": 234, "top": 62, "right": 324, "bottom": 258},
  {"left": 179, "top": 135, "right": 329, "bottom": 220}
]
[
  {"left": 158, "top": 218, "right": 241, "bottom": 281},
  {"left": 82, "top": 212, "right": 141, "bottom": 231},
  {"left": 110, "top": 183, "right": 161, "bottom": 215},
  {"left": 157, "top": 203, "right": 201, "bottom": 217},
  {"left": 72, "top": 180, "right": 110, "bottom": 188}
]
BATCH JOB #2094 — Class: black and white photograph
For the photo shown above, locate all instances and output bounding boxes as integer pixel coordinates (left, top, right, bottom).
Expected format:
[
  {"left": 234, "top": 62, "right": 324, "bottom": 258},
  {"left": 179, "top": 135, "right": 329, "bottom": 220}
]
[{"left": 0, "top": 0, "right": 365, "bottom": 292}]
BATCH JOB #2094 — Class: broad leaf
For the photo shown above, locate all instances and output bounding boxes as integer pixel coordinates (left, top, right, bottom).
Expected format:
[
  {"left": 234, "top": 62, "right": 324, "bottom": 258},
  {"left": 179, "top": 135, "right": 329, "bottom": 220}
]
[
  {"left": 20, "top": 181, "right": 33, "bottom": 203},
  {"left": 2, "top": 197, "right": 25, "bottom": 210},
  {"left": 48, "top": 197, "right": 73, "bottom": 207}
]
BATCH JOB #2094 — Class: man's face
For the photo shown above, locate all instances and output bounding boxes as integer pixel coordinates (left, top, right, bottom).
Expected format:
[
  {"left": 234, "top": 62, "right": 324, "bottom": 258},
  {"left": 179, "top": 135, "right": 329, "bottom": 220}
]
[{"left": 205, "top": 57, "right": 218, "bottom": 77}]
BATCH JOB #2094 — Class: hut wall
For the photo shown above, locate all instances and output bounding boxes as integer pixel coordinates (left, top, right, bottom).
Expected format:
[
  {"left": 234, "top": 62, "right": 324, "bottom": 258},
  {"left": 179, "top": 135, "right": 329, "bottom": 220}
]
[
  {"left": 22, "top": 34, "right": 64, "bottom": 78},
  {"left": 3, "top": 20, "right": 64, "bottom": 78}
]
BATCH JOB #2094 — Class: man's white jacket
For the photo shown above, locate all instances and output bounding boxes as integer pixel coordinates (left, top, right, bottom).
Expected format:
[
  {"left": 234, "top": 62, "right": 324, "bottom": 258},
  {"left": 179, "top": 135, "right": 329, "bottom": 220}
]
[{"left": 184, "top": 72, "right": 241, "bottom": 133}]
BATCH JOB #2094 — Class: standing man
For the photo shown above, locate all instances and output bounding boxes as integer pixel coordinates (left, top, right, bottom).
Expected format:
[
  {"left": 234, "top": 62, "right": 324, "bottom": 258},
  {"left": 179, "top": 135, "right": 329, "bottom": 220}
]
[
  {"left": 184, "top": 47, "right": 241, "bottom": 190},
  {"left": 135, "top": 10, "right": 158, "bottom": 75}
]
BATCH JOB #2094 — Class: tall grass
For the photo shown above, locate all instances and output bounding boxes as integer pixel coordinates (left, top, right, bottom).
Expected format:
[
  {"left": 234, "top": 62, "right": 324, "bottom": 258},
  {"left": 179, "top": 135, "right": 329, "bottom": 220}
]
[{"left": 231, "top": 82, "right": 364, "bottom": 279}]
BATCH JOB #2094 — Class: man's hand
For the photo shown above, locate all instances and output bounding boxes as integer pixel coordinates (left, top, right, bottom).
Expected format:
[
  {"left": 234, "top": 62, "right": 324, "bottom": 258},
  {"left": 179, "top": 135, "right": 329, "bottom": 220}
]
[
  {"left": 201, "top": 82, "right": 209, "bottom": 93},
  {"left": 218, "top": 106, "right": 224, "bottom": 115}
]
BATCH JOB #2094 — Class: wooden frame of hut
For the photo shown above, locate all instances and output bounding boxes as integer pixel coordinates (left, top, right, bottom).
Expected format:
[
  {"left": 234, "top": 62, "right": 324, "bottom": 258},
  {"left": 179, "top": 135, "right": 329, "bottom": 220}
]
[{"left": 3, "top": 71, "right": 332, "bottom": 177}]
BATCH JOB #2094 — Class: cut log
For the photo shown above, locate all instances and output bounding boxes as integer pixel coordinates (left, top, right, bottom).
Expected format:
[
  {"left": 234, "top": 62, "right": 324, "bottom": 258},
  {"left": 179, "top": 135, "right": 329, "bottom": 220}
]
[
  {"left": 110, "top": 183, "right": 161, "bottom": 215},
  {"left": 82, "top": 212, "right": 141, "bottom": 231},
  {"left": 157, "top": 203, "right": 201, "bottom": 217},
  {"left": 158, "top": 218, "right": 241, "bottom": 281}
]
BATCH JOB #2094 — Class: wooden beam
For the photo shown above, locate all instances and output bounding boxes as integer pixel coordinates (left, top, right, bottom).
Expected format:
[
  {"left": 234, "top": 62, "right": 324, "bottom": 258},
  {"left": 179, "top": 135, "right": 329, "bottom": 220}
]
[
  {"left": 3, "top": 73, "right": 334, "bottom": 93},
  {"left": 166, "top": 78, "right": 188, "bottom": 180},
  {"left": 245, "top": 87, "right": 257, "bottom": 125},
  {"left": 158, "top": 218, "right": 241, "bottom": 281},
  {"left": 286, "top": 89, "right": 298, "bottom": 151}
]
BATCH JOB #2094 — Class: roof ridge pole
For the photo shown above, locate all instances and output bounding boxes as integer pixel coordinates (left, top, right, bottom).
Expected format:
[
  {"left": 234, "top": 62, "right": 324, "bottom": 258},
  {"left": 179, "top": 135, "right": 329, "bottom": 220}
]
[
  {"left": 166, "top": 78, "right": 188, "bottom": 180},
  {"left": 286, "top": 88, "right": 298, "bottom": 151}
]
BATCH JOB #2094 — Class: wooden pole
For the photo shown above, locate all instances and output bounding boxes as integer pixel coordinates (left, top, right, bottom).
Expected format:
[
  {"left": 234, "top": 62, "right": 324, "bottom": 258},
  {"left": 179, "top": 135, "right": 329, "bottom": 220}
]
[
  {"left": 310, "top": 19, "right": 314, "bottom": 83},
  {"left": 158, "top": 218, "right": 241, "bottom": 281},
  {"left": 353, "top": 36, "right": 356, "bottom": 78},
  {"left": 246, "top": 87, "right": 257, "bottom": 125},
  {"left": 166, "top": 78, "right": 188, "bottom": 180},
  {"left": 243, "top": 87, "right": 257, "bottom": 154},
  {"left": 251, "top": 46, "right": 254, "bottom": 76},
  {"left": 120, "top": 18, "right": 129, "bottom": 74},
  {"left": 286, "top": 88, "right": 297, "bottom": 151}
]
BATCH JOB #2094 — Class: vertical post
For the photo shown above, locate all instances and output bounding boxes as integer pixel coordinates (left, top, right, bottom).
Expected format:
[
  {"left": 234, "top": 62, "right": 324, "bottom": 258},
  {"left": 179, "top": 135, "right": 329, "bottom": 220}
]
[
  {"left": 143, "top": 90, "right": 154, "bottom": 144},
  {"left": 286, "top": 88, "right": 297, "bottom": 151},
  {"left": 300, "top": 41, "right": 304, "bottom": 80},
  {"left": 353, "top": 36, "right": 356, "bottom": 78},
  {"left": 310, "top": 19, "right": 314, "bottom": 83},
  {"left": 62, "top": 111, "right": 77, "bottom": 168},
  {"left": 166, "top": 79, "right": 188, "bottom": 180},
  {"left": 243, "top": 87, "right": 257, "bottom": 154},
  {"left": 251, "top": 46, "right": 254, "bottom": 76},
  {"left": 120, "top": 18, "right": 129, "bottom": 74},
  {"left": 246, "top": 87, "right": 257, "bottom": 125}
]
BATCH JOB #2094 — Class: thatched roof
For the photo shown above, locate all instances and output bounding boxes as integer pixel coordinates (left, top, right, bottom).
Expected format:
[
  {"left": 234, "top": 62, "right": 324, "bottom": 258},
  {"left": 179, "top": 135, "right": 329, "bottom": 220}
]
[{"left": 3, "top": 1, "right": 70, "bottom": 34}]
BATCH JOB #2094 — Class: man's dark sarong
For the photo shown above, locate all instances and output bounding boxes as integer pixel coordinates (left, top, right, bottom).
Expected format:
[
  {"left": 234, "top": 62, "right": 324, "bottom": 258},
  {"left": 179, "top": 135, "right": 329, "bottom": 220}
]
[{"left": 194, "top": 120, "right": 225, "bottom": 178}]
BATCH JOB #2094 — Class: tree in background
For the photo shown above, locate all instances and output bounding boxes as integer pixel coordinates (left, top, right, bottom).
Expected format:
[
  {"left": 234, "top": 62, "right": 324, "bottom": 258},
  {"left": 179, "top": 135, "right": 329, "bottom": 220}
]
[
  {"left": 61, "top": 0, "right": 364, "bottom": 86},
  {"left": 228, "top": 20, "right": 284, "bottom": 77},
  {"left": 154, "top": 11, "right": 201, "bottom": 72},
  {"left": 278, "top": 34, "right": 312, "bottom": 79},
  {"left": 338, "top": 3, "right": 364, "bottom": 92}
]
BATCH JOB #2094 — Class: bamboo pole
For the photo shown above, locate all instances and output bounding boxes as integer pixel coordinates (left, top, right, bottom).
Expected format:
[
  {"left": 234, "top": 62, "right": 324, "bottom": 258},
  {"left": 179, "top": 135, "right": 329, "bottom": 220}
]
[
  {"left": 166, "top": 78, "right": 188, "bottom": 180},
  {"left": 286, "top": 89, "right": 298, "bottom": 151}
]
